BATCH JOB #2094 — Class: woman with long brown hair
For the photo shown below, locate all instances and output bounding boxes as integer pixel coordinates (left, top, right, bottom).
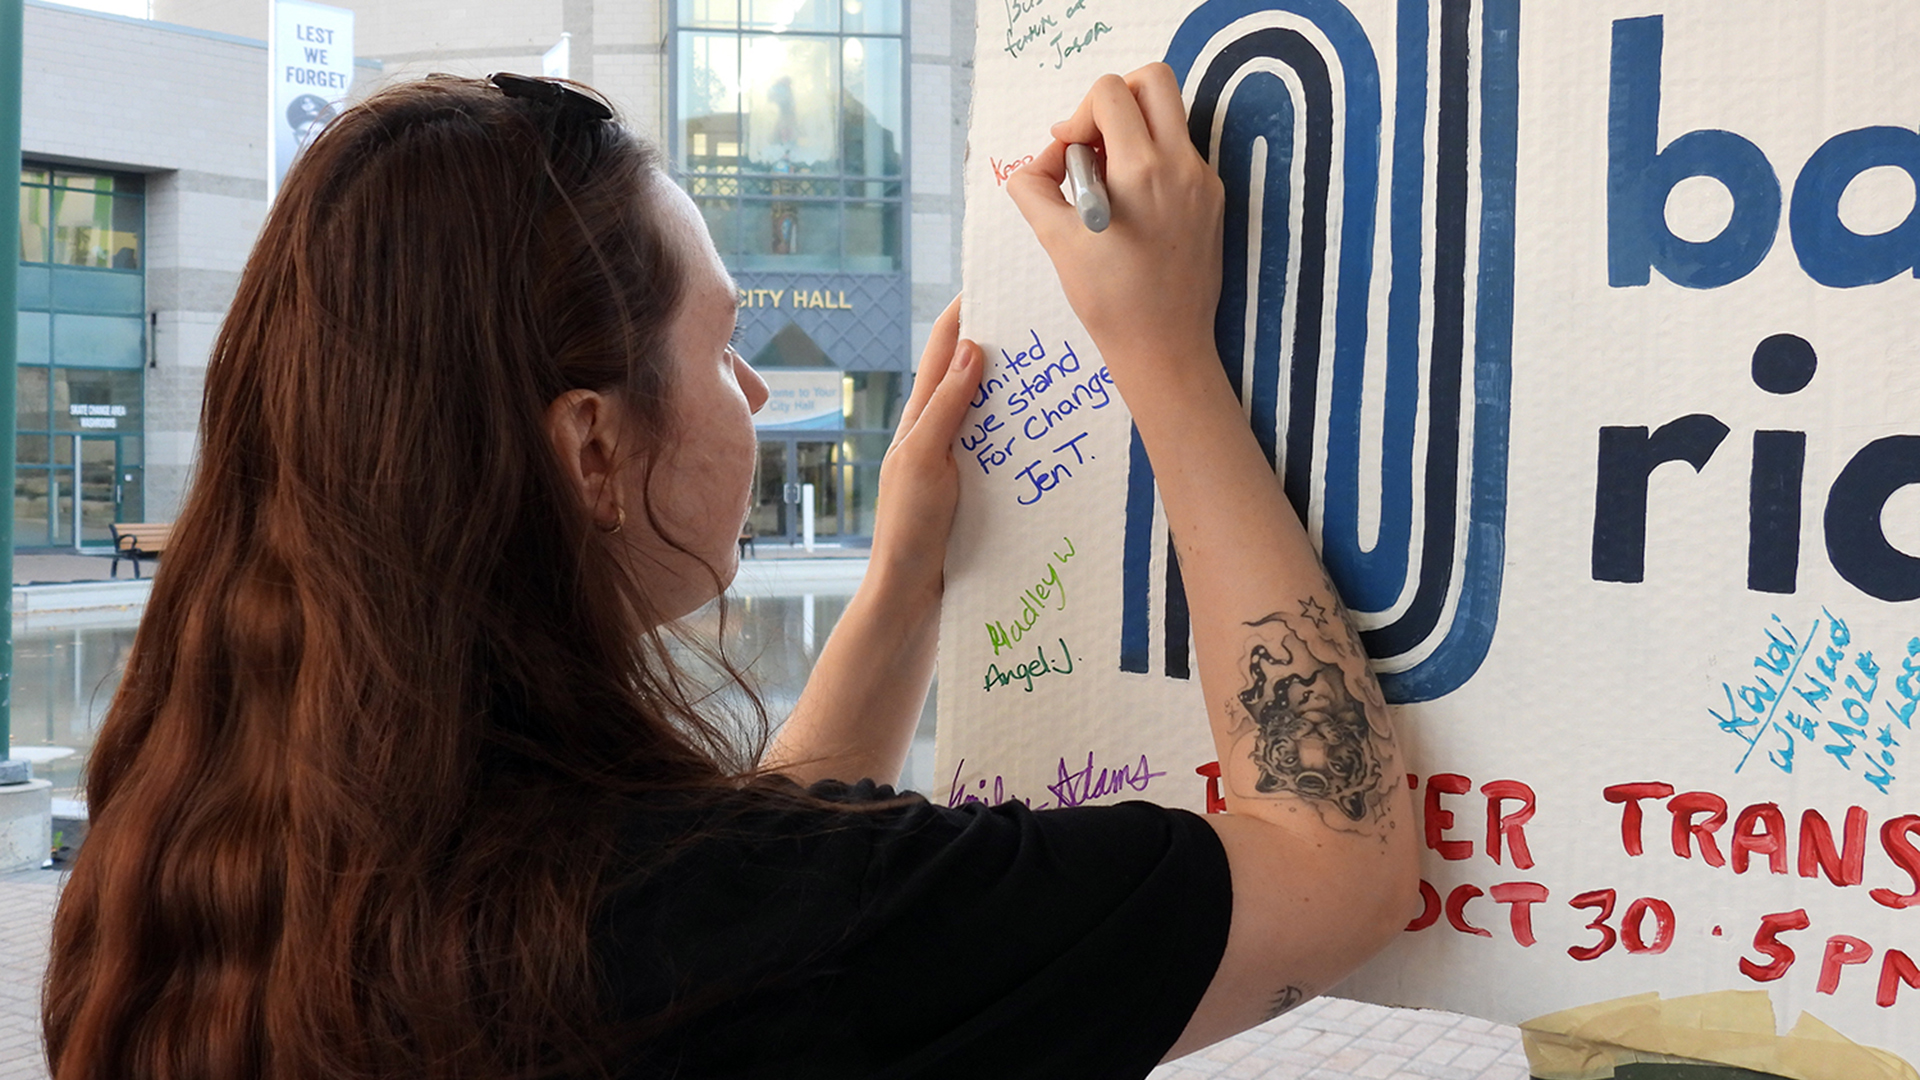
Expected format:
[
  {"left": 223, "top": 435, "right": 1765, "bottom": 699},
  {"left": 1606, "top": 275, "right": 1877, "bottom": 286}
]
[{"left": 44, "top": 66, "right": 1417, "bottom": 1079}]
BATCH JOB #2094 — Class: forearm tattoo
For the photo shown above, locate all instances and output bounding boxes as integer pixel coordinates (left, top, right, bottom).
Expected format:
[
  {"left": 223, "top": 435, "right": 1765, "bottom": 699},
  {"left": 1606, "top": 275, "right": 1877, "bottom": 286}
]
[{"left": 1224, "top": 595, "right": 1395, "bottom": 831}]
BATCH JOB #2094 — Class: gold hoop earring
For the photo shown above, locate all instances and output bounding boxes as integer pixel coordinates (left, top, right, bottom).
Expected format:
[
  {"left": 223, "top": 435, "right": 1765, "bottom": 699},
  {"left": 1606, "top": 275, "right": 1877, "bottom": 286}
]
[{"left": 598, "top": 506, "right": 625, "bottom": 535}]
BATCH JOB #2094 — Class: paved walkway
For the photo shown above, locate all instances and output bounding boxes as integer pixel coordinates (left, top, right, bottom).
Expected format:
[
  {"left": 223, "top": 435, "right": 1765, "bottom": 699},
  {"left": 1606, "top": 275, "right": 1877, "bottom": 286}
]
[
  {"left": 0, "top": 874, "right": 58, "bottom": 1080},
  {"left": 0, "top": 870, "right": 1532, "bottom": 1080}
]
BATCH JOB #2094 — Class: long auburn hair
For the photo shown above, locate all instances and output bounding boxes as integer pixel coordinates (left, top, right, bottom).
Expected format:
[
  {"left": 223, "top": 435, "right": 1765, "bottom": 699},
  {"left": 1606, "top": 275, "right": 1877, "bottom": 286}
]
[{"left": 43, "top": 77, "right": 766, "bottom": 1079}]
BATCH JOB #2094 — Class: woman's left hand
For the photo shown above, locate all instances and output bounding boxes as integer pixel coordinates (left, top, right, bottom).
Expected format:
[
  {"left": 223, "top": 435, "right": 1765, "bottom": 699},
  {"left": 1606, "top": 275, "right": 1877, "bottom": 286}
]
[{"left": 868, "top": 295, "right": 982, "bottom": 603}]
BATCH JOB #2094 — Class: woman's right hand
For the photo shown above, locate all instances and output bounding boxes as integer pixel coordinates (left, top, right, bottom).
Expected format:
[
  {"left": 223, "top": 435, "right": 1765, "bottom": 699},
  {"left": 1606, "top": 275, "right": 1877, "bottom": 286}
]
[{"left": 1004, "top": 63, "right": 1225, "bottom": 385}]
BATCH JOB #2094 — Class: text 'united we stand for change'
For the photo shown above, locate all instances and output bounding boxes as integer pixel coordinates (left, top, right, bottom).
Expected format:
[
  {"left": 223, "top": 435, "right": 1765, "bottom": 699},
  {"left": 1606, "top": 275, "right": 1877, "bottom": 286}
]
[{"left": 962, "top": 330, "right": 1117, "bottom": 509}]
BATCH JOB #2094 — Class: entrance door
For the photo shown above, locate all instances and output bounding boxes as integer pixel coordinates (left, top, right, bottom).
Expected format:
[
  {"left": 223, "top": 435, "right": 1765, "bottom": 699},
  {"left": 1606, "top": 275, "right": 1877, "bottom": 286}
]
[
  {"left": 794, "top": 441, "right": 841, "bottom": 539},
  {"left": 52, "top": 436, "right": 126, "bottom": 550},
  {"left": 77, "top": 437, "right": 119, "bottom": 548},
  {"left": 749, "top": 438, "right": 846, "bottom": 545},
  {"left": 749, "top": 442, "right": 789, "bottom": 543}
]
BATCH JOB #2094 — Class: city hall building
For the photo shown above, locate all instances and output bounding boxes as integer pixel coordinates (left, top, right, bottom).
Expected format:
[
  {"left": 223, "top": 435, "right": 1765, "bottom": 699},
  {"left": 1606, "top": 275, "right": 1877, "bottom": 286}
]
[{"left": 18, "top": 0, "right": 973, "bottom": 549}]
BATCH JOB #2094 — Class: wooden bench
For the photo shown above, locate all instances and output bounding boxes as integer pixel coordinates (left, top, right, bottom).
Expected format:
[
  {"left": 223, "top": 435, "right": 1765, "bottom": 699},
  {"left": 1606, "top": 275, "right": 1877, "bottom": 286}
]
[{"left": 110, "top": 522, "right": 173, "bottom": 580}]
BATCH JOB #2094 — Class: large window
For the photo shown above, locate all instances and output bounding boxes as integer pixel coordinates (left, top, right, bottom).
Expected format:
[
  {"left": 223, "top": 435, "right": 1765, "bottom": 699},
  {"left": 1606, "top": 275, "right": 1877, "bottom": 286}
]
[
  {"left": 674, "top": 0, "right": 904, "bottom": 273},
  {"left": 17, "top": 166, "right": 146, "bottom": 549}
]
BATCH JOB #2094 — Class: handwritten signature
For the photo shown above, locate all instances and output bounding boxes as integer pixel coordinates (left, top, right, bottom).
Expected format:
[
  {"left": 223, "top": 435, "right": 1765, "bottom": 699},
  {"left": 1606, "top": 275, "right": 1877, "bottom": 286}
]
[
  {"left": 1046, "top": 751, "right": 1166, "bottom": 807},
  {"left": 982, "top": 636, "right": 1076, "bottom": 692},
  {"left": 944, "top": 752, "right": 1168, "bottom": 809},
  {"left": 1049, "top": 20, "right": 1112, "bottom": 68},
  {"left": 986, "top": 537, "right": 1078, "bottom": 654}
]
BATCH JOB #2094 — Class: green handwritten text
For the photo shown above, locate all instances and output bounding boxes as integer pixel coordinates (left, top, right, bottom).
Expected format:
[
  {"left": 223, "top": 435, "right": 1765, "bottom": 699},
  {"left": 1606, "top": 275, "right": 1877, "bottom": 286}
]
[
  {"left": 982, "top": 637, "right": 1077, "bottom": 693},
  {"left": 986, "top": 536, "right": 1078, "bottom": 654}
]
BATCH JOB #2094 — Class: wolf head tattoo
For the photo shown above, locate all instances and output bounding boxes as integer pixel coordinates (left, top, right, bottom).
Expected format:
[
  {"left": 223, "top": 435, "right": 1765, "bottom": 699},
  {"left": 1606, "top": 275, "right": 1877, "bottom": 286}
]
[{"left": 1236, "top": 638, "right": 1383, "bottom": 822}]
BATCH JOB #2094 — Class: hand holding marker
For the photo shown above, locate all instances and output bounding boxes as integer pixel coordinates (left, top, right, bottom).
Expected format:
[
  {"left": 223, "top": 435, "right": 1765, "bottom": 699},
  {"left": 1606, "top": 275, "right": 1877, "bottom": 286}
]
[{"left": 1065, "top": 144, "right": 1110, "bottom": 232}]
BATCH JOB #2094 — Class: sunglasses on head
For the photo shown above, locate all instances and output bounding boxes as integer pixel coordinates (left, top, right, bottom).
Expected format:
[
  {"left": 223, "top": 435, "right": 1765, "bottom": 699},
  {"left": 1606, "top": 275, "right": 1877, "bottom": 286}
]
[{"left": 485, "top": 72, "right": 615, "bottom": 122}]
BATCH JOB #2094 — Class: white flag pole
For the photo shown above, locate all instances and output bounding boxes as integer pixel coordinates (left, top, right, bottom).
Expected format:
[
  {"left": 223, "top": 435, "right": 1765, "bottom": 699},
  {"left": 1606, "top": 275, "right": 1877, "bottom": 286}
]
[
  {"left": 265, "top": 0, "right": 277, "bottom": 200},
  {"left": 542, "top": 32, "right": 571, "bottom": 79}
]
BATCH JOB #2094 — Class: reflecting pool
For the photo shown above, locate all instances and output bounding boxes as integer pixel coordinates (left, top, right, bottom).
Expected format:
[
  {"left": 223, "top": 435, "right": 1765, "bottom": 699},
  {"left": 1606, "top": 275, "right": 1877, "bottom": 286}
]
[
  {"left": 13, "top": 621, "right": 138, "bottom": 806},
  {"left": 7, "top": 583, "right": 940, "bottom": 812}
]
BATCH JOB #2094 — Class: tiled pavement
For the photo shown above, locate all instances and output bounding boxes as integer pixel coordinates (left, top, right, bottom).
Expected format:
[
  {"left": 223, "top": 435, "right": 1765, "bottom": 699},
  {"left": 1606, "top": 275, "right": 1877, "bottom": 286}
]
[
  {"left": 0, "top": 874, "right": 58, "bottom": 1080},
  {"left": 0, "top": 872, "right": 1532, "bottom": 1080}
]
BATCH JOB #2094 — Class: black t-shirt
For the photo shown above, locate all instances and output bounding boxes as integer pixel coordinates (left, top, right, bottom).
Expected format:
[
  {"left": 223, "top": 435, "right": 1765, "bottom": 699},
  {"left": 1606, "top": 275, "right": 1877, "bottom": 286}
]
[{"left": 593, "top": 779, "right": 1234, "bottom": 1079}]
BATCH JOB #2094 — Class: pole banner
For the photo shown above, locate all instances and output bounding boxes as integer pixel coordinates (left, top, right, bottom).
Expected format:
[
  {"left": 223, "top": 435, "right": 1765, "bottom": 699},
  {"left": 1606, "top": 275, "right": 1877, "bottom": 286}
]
[{"left": 270, "top": 0, "right": 354, "bottom": 195}]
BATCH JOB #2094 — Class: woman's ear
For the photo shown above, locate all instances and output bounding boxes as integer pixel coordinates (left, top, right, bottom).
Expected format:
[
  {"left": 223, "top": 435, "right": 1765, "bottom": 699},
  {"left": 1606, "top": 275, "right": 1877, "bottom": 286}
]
[{"left": 544, "top": 389, "right": 621, "bottom": 526}]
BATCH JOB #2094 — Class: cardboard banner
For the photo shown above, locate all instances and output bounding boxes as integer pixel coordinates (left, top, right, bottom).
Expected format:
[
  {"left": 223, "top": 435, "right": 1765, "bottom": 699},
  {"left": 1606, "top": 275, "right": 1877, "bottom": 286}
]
[
  {"left": 270, "top": 0, "right": 355, "bottom": 195},
  {"left": 939, "top": 0, "right": 1920, "bottom": 1071}
]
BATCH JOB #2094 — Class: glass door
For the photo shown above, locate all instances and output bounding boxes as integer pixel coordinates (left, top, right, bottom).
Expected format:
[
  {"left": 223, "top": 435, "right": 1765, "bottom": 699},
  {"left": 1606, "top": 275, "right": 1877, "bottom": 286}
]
[
  {"left": 51, "top": 438, "right": 74, "bottom": 548},
  {"left": 795, "top": 441, "right": 841, "bottom": 538},
  {"left": 78, "top": 436, "right": 118, "bottom": 548},
  {"left": 749, "top": 441, "right": 790, "bottom": 543},
  {"left": 53, "top": 435, "right": 125, "bottom": 550}
]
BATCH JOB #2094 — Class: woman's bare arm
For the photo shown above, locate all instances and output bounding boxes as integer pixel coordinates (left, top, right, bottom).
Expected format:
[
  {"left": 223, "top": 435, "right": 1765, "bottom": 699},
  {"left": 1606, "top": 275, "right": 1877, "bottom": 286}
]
[
  {"left": 1008, "top": 64, "right": 1420, "bottom": 1056},
  {"left": 761, "top": 299, "right": 982, "bottom": 786}
]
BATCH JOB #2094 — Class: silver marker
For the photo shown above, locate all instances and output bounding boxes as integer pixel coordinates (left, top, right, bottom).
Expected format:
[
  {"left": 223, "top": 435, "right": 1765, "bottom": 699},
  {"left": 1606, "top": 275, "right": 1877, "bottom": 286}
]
[{"left": 1064, "top": 143, "right": 1110, "bottom": 232}]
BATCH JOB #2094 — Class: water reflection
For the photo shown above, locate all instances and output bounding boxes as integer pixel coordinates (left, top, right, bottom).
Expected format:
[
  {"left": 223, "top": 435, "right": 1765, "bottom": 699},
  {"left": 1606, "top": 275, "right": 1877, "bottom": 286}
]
[
  {"left": 681, "top": 590, "right": 939, "bottom": 792},
  {"left": 10, "top": 586, "right": 938, "bottom": 812},
  {"left": 12, "top": 621, "right": 138, "bottom": 804}
]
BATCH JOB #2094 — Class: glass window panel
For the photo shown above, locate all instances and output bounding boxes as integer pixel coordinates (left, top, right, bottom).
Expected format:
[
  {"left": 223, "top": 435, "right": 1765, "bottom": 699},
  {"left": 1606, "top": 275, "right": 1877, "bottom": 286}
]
[
  {"left": 54, "top": 368, "right": 143, "bottom": 433},
  {"left": 16, "top": 468, "right": 51, "bottom": 548},
  {"left": 695, "top": 197, "right": 742, "bottom": 260},
  {"left": 16, "top": 313, "right": 50, "bottom": 369},
  {"left": 119, "top": 447, "right": 145, "bottom": 523},
  {"left": 841, "top": 430, "right": 892, "bottom": 461},
  {"left": 842, "top": 36, "right": 901, "bottom": 176},
  {"left": 677, "top": 0, "right": 738, "bottom": 27},
  {"left": 17, "top": 367, "right": 48, "bottom": 432},
  {"left": 743, "top": 0, "right": 836, "bottom": 32},
  {"left": 840, "top": 0, "right": 900, "bottom": 34},
  {"left": 51, "top": 268, "right": 143, "bottom": 315},
  {"left": 110, "top": 194, "right": 142, "bottom": 269},
  {"left": 17, "top": 266, "right": 49, "bottom": 310},
  {"left": 738, "top": 199, "right": 838, "bottom": 270},
  {"left": 15, "top": 436, "right": 47, "bottom": 467},
  {"left": 844, "top": 180, "right": 902, "bottom": 198},
  {"left": 846, "top": 374, "right": 902, "bottom": 431},
  {"left": 742, "top": 35, "right": 839, "bottom": 174},
  {"left": 53, "top": 171, "right": 112, "bottom": 191},
  {"left": 678, "top": 33, "right": 742, "bottom": 173},
  {"left": 19, "top": 184, "right": 48, "bottom": 263},
  {"left": 843, "top": 463, "right": 881, "bottom": 539},
  {"left": 743, "top": 176, "right": 838, "bottom": 197},
  {"left": 52, "top": 315, "right": 145, "bottom": 370},
  {"left": 52, "top": 189, "right": 128, "bottom": 268},
  {"left": 843, "top": 200, "right": 900, "bottom": 272},
  {"left": 20, "top": 167, "right": 47, "bottom": 185}
]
